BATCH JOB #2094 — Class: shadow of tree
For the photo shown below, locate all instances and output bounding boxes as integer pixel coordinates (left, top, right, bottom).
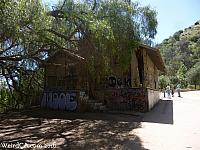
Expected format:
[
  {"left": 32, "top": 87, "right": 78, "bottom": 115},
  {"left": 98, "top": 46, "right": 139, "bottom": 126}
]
[{"left": 0, "top": 108, "right": 148, "bottom": 150}]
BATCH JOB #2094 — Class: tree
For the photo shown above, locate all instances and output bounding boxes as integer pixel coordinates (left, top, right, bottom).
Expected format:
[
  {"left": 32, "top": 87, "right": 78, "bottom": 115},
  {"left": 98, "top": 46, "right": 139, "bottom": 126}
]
[
  {"left": 177, "top": 63, "right": 188, "bottom": 88},
  {"left": 0, "top": 0, "right": 50, "bottom": 109},
  {"left": 187, "top": 62, "right": 200, "bottom": 89},
  {"left": 159, "top": 75, "right": 170, "bottom": 90}
]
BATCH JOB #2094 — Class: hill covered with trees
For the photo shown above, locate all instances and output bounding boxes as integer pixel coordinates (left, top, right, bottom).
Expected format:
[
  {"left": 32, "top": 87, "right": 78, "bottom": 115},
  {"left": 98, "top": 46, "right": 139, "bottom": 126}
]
[{"left": 157, "top": 20, "right": 200, "bottom": 89}]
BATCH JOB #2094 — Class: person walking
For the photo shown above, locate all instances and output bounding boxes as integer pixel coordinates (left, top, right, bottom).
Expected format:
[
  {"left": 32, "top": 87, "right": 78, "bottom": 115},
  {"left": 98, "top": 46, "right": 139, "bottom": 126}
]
[
  {"left": 166, "top": 84, "right": 171, "bottom": 98},
  {"left": 176, "top": 84, "right": 181, "bottom": 97},
  {"left": 163, "top": 88, "right": 166, "bottom": 98},
  {"left": 171, "top": 84, "right": 174, "bottom": 97}
]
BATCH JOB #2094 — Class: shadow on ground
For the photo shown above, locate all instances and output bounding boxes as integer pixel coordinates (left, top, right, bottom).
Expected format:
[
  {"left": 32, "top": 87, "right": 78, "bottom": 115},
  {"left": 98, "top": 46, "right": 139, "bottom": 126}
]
[
  {"left": 143, "top": 99, "right": 173, "bottom": 124},
  {"left": 0, "top": 108, "right": 148, "bottom": 150}
]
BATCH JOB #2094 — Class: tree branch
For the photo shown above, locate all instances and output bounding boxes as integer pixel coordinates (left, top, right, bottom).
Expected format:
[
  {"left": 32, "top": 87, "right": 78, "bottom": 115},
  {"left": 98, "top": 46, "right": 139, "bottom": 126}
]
[
  {"left": 46, "top": 28, "right": 78, "bottom": 42},
  {"left": 0, "top": 43, "right": 19, "bottom": 55}
]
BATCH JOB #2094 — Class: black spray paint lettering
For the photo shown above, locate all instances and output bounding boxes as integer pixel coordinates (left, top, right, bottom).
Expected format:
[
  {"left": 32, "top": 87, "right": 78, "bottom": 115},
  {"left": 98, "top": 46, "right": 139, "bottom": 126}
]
[{"left": 108, "top": 76, "right": 131, "bottom": 87}]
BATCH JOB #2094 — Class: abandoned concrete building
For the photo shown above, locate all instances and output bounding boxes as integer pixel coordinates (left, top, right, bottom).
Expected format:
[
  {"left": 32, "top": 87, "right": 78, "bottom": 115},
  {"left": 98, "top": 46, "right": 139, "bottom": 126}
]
[{"left": 41, "top": 44, "right": 165, "bottom": 112}]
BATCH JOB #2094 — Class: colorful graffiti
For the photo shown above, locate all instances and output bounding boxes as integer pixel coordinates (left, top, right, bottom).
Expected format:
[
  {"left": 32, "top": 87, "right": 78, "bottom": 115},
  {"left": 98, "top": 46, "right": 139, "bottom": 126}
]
[
  {"left": 107, "top": 88, "right": 147, "bottom": 112},
  {"left": 41, "top": 91, "right": 77, "bottom": 111}
]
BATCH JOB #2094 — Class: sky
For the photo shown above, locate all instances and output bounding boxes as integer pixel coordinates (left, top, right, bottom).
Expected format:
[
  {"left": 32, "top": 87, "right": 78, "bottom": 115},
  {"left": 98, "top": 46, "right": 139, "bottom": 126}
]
[
  {"left": 138, "top": 0, "right": 200, "bottom": 43},
  {"left": 43, "top": 0, "right": 200, "bottom": 44}
]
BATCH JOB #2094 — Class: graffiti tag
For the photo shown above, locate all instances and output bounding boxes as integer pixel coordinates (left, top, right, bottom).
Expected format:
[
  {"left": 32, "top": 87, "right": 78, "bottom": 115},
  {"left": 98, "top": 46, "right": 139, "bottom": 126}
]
[{"left": 41, "top": 91, "right": 77, "bottom": 111}]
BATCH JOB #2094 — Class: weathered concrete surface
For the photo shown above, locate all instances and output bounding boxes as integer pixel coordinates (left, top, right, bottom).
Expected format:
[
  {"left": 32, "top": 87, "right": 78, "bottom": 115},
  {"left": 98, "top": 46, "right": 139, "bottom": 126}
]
[{"left": 133, "top": 91, "right": 200, "bottom": 150}]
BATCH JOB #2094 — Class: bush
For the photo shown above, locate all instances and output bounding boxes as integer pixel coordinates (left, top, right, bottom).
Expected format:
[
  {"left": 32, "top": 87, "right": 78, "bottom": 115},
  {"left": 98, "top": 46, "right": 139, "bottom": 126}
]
[
  {"left": 187, "top": 84, "right": 195, "bottom": 89},
  {"left": 195, "top": 21, "right": 199, "bottom": 25},
  {"left": 190, "top": 36, "right": 199, "bottom": 42},
  {"left": 187, "top": 84, "right": 200, "bottom": 90},
  {"left": 0, "top": 88, "right": 15, "bottom": 112}
]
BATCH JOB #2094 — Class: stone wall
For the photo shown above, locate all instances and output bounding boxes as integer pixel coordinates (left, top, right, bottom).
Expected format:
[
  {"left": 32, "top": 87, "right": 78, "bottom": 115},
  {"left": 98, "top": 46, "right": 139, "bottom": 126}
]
[
  {"left": 104, "top": 88, "right": 160, "bottom": 112},
  {"left": 105, "top": 88, "right": 148, "bottom": 112},
  {"left": 147, "top": 88, "right": 160, "bottom": 110}
]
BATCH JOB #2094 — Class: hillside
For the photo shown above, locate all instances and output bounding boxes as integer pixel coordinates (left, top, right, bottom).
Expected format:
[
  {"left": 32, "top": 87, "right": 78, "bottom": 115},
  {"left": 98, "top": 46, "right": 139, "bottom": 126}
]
[
  {"left": 157, "top": 20, "right": 200, "bottom": 87},
  {"left": 180, "top": 21, "right": 200, "bottom": 41}
]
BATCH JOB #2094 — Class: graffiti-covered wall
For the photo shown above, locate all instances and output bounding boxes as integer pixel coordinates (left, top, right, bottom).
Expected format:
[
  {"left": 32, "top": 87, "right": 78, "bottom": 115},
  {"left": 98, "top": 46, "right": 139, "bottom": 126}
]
[
  {"left": 41, "top": 91, "right": 78, "bottom": 111},
  {"left": 105, "top": 88, "right": 148, "bottom": 112}
]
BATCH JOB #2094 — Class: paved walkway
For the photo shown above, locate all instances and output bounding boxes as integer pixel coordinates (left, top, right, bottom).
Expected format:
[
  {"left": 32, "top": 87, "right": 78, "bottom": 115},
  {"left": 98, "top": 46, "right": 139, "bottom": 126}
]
[{"left": 134, "top": 91, "right": 200, "bottom": 150}]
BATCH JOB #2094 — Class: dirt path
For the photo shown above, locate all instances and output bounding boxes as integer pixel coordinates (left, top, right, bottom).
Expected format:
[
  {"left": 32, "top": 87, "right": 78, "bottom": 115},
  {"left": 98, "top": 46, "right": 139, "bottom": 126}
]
[{"left": 0, "top": 109, "right": 144, "bottom": 149}]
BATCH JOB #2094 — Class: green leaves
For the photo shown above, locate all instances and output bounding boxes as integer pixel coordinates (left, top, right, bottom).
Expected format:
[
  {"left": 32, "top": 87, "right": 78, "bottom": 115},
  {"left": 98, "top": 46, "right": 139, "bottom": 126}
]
[
  {"left": 159, "top": 75, "right": 170, "bottom": 89},
  {"left": 187, "top": 62, "right": 200, "bottom": 86},
  {"left": 0, "top": 0, "right": 51, "bottom": 54}
]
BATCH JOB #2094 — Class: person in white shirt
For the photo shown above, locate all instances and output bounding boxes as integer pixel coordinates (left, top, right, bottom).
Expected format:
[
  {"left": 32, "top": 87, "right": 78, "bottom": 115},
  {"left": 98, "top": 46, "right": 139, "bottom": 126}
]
[{"left": 166, "top": 84, "right": 171, "bottom": 98}]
